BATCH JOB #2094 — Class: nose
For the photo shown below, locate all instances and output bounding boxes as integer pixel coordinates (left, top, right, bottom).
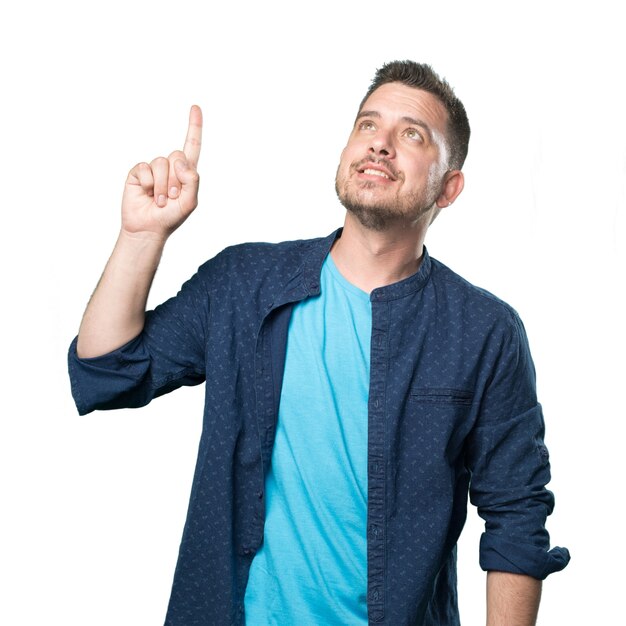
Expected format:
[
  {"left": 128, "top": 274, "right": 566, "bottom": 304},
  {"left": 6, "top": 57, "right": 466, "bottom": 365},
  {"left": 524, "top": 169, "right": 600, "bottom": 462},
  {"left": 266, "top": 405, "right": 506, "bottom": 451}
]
[{"left": 369, "top": 130, "right": 395, "bottom": 158}]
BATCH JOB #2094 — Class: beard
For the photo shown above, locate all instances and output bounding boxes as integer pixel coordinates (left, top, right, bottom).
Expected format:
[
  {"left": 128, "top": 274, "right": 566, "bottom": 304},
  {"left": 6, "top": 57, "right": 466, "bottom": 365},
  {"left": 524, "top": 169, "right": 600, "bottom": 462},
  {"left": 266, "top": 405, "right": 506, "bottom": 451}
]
[{"left": 335, "top": 159, "right": 443, "bottom": 231}]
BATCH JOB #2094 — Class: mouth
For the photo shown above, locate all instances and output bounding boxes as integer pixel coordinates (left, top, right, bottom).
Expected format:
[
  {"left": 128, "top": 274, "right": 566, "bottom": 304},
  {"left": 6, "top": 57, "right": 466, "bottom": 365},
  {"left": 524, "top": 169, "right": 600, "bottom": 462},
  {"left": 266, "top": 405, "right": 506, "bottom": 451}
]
[
  {"left": 361, "top": 168, "right": 391, "bottom": 180},
  {"left": 355, "top": 160, "right": 397, "bottom": 182}
]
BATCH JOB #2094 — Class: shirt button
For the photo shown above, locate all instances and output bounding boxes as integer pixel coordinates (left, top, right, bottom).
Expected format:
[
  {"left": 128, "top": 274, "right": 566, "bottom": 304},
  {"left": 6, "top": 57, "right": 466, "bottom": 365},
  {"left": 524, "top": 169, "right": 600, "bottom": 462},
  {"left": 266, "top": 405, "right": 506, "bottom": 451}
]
[{"left": 368, "top": 524, "right": 381, "bottom": 539}]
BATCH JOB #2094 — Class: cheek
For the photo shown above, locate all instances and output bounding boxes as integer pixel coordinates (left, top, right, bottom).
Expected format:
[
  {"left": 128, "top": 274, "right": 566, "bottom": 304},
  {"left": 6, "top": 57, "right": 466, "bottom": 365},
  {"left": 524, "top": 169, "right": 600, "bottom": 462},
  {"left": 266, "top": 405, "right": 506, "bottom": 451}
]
[
  {"left": 338, "top": 147, "right": 348, "bottom": 168},
  {"left": 426, "top": 160, "right": 447, "bottom": 188},
  {"left": 342, "top": 136, "right": 367, "bottom": 161},
  {"left": 340, "top": 143, "right": 356, "bottom": 162},
  {"left": 405, "top": 161, "right": 432, "bottom": 183},
  {"left": 337, "top": 147, "right": 354, "bottom": 176}
]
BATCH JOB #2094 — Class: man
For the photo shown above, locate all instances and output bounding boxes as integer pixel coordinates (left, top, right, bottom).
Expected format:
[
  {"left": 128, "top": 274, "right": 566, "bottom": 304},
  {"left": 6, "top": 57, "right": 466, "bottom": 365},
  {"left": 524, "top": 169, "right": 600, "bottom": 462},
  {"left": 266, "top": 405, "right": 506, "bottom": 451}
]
[{"left": 69, "top": 61, "right": 569, "bottom": 625}]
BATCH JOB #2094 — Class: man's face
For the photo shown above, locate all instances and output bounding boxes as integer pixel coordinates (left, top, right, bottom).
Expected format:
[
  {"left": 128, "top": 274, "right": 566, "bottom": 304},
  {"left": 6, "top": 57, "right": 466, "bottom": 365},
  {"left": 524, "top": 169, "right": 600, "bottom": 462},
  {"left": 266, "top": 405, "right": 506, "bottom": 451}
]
[{"left": 335, "top": 82, "right": 451, "bottom": 231}]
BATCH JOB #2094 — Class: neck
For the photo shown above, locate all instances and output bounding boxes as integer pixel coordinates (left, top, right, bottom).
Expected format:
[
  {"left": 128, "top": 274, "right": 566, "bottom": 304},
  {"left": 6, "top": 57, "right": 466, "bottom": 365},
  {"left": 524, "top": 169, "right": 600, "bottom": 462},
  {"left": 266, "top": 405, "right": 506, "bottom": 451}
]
[{"left": 331, "top": 213, "right": 429, "bottom": 293}]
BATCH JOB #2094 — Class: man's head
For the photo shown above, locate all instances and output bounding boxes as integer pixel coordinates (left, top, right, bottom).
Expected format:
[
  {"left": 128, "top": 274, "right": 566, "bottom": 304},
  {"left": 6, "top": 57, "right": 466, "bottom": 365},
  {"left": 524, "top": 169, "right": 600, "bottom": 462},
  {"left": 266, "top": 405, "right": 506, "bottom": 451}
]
[
  {"left": 335, "top": 61, "right": 469, "bottom": 231},
  {"left": 360, "top": 61, "right": 470, "bottom": 171}
]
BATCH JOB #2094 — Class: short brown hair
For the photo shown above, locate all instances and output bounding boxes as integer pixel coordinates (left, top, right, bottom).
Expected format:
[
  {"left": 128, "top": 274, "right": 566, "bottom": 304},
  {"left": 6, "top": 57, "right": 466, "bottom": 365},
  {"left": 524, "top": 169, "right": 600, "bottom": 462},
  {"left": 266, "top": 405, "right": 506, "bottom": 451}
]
[{"left": 360, "top": 61, "right": 470, "bottom": 170}]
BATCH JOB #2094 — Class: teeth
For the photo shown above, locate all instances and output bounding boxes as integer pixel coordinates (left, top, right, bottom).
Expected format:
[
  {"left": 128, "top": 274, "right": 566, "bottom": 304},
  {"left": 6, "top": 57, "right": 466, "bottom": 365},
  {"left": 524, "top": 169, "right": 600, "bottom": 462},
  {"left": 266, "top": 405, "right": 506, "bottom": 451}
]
[{"left": 363, "top": 168, "right": 389, "bottom": 179}]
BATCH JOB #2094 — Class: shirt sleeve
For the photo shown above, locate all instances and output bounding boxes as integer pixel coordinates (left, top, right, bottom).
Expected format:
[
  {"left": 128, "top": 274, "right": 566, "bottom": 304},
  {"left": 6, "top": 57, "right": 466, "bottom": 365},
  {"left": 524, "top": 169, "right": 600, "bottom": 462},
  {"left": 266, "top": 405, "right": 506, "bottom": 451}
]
[
  {"left": 68, "top": 264, "right": 210, "bottom": 416},
  {"left": 466, "top": 311, "right": 570, "bottom": 580}
]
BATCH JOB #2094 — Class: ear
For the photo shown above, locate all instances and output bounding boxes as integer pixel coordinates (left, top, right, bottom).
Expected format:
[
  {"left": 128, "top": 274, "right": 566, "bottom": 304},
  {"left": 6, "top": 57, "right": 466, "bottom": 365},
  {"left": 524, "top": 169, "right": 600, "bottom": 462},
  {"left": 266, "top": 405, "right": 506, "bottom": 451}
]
[{"left": 435, "top": 170, "right": 465, "bottom": 208}]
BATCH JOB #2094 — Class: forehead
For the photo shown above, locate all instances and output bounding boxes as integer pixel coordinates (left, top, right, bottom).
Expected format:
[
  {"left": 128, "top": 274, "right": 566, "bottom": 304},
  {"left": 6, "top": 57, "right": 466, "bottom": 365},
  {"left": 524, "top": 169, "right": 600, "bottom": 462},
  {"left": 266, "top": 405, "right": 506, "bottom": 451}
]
[{"left": 359, "top": 82, "right": 448, "bottom": 132}]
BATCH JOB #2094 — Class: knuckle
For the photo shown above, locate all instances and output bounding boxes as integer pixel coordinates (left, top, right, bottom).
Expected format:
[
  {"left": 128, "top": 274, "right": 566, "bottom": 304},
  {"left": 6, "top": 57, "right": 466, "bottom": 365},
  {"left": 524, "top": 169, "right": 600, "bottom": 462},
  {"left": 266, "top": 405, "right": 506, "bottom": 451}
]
[
  {"left": 151, "top": 156, "right": 168, "bottom": 168},
  {"left": 135, "top": 163, "right": 153, "bottom": 184},
  {"left": 133, "top": 161, "right": 149, "bottom": 174}
]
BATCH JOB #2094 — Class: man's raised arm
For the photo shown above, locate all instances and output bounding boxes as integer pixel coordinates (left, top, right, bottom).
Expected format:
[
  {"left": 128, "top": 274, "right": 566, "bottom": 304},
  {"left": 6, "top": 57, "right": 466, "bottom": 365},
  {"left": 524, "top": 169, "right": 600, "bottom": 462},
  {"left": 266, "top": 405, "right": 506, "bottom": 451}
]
[{"left": 76, "top": 106, "right": 203, "bottom": 359}]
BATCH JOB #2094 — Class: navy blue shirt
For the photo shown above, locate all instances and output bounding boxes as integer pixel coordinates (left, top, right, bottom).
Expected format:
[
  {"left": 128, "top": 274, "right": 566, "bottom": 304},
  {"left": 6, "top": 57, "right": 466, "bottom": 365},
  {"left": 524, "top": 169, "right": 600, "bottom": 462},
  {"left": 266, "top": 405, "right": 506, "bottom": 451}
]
[{"left": 68, "top": 230, "right": 569, "bottom": 625}]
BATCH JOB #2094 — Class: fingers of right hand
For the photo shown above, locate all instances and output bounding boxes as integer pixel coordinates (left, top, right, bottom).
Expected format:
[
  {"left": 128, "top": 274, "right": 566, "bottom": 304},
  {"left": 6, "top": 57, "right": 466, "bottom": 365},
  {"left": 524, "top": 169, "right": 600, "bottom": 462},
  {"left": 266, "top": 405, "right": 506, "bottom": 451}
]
[
  {"left": 174, "top": 158, "right": 200, "bottom": 190},
  {"left": 183, "top": 105, "right": 203, "bottom": 167},
  {"left": 167, "top": 150, "right": 187, "bottom": 198},
  {"left": 128, "top": 162, "right": 155, "bottom": 197},
  {"left": 149, "top": 157, "right": 171, "bottom": 207}
]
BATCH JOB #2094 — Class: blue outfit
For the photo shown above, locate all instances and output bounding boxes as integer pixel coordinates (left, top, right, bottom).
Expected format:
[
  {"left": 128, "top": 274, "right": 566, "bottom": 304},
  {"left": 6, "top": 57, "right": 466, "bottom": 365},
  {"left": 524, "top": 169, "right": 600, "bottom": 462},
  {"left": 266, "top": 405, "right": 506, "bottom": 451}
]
[
  {"left": 68, "top": 229, "right": 570, "bottom": 625},
  {"left": 245, "top": 255, "right": 371, "bottom": 624}
]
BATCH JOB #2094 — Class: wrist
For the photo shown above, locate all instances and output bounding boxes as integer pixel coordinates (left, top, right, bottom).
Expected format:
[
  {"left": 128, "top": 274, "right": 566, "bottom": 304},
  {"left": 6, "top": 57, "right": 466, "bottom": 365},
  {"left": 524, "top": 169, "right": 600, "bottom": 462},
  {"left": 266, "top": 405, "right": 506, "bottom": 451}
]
[
  {"left": 118, "top": 227, "right": 169, "bottom": 248},
  {"left": 109, "top": 229, "right": 166, "bottom": 281}
]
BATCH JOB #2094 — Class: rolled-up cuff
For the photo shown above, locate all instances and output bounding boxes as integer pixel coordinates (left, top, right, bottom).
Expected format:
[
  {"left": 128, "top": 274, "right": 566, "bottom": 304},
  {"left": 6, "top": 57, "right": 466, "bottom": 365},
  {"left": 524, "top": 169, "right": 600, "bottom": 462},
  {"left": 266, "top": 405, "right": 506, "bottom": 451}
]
[
  {"left": 67, "top": 335, "right": 150, "bottom": 415},
  {"left": 479, "top": 533, "right": 570, "bottom": 580}
]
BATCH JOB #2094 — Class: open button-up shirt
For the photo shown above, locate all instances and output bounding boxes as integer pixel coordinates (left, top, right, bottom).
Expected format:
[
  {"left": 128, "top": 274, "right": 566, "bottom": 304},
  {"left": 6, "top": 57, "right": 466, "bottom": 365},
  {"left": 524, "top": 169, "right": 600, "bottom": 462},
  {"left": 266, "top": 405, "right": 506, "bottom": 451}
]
[{"left": 68, "top": 229, "right": 569, "bottom": 625}]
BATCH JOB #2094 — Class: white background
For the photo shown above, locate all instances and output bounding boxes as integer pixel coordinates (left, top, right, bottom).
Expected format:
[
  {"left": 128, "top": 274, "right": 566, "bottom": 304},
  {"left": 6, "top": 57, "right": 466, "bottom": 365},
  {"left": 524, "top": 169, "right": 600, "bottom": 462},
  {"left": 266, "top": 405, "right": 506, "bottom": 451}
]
[{"left": 1, "top": 0, "right": 624, "bottom": 624}]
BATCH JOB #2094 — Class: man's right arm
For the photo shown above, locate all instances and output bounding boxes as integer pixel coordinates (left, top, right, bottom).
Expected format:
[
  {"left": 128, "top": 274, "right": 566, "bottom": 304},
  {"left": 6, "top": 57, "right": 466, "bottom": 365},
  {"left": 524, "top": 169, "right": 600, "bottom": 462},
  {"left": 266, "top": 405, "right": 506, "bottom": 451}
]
[{"left": 76, "top": 106, "right": 203, "bottom": 359}]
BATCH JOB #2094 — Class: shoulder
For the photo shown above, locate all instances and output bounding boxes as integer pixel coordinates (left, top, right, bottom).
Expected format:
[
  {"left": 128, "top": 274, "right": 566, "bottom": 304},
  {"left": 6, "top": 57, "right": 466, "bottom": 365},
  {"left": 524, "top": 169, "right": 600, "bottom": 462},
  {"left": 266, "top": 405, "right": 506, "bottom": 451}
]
[
  {"left": 193, "top": 231, "right": 336, "bottom": 293},
  {"left": 217, "top": 234, "right": 329, "bottom": 266},
  {"left": 428, "top": 255, "right": 525, "bottom": 331},
  {"left": 426, "top": 256, "right": 535, "bottom": 381}
]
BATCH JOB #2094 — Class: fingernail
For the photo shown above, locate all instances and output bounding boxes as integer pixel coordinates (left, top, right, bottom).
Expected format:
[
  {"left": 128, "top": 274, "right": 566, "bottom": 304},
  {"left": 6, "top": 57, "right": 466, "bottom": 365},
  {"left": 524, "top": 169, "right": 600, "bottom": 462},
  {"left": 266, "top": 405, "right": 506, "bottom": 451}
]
[
  {"left": 157, "top": 194, "right": 166, "bottom": 206},
  {"left": 169, "top": 186, "right": 179, "bottom": 198}
]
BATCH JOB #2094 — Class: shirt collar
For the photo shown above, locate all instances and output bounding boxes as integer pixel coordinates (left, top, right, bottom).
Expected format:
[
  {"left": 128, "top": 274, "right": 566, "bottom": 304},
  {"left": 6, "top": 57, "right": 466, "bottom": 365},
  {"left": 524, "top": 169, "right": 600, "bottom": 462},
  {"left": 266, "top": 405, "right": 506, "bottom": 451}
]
[
  {"left": 369, "top": 248, "right": 432, "bottom": 302},
  {"left": 274, "top": 228, "right": 433, "bottom": 309}
]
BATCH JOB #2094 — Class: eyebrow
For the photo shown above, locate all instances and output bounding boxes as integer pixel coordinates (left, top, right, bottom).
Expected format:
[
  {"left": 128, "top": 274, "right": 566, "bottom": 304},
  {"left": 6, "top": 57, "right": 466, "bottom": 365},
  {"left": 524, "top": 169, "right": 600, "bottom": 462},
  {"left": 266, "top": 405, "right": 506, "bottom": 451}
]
[{"left": 356, "top": 110, "right": 434, "bottom": 141}]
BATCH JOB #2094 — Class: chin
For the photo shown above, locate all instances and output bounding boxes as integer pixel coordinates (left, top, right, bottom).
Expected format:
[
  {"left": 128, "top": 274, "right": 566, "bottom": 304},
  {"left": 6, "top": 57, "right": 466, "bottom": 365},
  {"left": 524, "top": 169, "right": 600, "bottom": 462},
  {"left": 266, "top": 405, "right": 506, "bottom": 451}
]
[{"left": 344, "top": 201, "right": 408, "bottom": 231}]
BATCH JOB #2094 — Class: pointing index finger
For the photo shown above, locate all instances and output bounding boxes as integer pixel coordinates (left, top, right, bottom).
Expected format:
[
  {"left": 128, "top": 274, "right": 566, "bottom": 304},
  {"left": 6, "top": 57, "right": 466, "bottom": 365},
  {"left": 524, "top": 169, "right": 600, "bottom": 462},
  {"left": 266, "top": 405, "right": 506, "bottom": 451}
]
[{"left": 183, "top": 105, "right": 203, "bottom": 167}]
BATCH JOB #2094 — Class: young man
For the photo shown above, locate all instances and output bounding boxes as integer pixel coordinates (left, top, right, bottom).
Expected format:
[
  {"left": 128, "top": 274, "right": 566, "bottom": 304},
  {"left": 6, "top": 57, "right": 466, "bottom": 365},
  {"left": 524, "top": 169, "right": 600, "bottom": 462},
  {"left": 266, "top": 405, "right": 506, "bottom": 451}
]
[{"left": 69, "top": 61, "right": 569, "bottom": 625}]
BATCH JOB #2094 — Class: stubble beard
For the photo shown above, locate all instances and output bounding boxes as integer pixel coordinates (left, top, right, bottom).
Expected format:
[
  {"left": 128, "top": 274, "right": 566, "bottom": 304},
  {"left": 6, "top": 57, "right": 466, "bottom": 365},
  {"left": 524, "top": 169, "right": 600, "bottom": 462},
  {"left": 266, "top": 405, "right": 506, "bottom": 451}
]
[{"left": 335, "top": 165, "right": 442, "bottom": 232}]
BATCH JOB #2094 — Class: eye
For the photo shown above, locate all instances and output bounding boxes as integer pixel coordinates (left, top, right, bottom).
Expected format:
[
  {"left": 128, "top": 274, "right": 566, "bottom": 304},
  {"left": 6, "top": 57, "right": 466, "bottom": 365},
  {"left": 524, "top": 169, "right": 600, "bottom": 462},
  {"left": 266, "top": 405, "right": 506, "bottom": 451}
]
[
  {"left": 404, "top": 127, "right": 423, "bottom": 142},
  {"left": 358, "top": 120, "right": 376, "bottom": 132}
]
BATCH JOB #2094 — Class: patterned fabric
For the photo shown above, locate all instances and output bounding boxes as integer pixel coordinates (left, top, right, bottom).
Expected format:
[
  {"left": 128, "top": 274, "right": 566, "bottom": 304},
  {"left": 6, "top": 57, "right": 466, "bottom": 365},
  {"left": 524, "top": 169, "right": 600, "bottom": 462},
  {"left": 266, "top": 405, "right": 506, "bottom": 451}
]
[
  {"left": 68, "top": 229, "right": 570, "bottom": 625},
  {"left": 244, "top": 254, "right": 371, "bottom": 623}
]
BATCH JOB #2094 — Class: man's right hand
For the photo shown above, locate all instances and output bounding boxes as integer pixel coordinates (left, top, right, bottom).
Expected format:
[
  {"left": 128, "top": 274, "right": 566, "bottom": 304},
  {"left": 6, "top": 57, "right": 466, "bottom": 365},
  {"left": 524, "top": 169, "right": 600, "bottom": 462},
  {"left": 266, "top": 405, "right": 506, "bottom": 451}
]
[
  {"left": 76, "top": 106, "right": 203, "bottom": 359},
  {"left": 121, "top": 105, "right": 203, "bottom": 241}
]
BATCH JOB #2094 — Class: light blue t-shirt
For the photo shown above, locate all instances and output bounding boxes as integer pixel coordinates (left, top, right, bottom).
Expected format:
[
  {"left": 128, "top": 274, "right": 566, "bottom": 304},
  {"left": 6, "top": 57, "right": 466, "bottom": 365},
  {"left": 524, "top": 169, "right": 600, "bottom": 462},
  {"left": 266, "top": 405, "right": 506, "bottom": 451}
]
[{"left": 244, "top": 254, "right": 371, "bottom": 625}]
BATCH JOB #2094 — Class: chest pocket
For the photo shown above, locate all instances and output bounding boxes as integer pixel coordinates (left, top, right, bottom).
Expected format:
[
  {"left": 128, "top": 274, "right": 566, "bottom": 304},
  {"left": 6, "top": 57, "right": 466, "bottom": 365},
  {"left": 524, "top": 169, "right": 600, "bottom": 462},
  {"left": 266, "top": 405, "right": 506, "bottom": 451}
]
[
  {"left": 409, "top": 387, "right": 473, "bottom": 405},
  {"left": 404, "top": 387, "right": 475, "bottom": 465}
]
